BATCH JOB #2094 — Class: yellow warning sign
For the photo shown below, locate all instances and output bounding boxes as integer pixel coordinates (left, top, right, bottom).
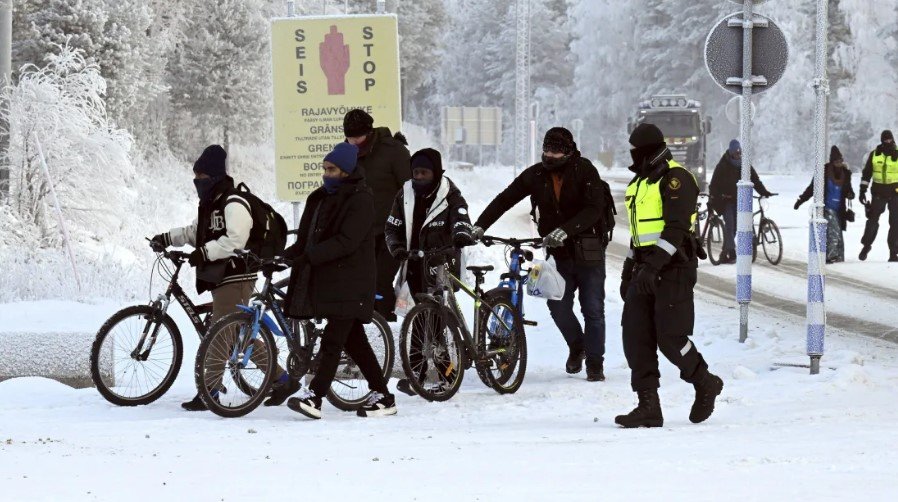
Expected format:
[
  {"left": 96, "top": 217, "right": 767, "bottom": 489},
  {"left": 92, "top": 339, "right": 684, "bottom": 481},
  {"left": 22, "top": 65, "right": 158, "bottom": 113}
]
[{"left": 271, "top": 15, "right": 401, "bottom": 201}]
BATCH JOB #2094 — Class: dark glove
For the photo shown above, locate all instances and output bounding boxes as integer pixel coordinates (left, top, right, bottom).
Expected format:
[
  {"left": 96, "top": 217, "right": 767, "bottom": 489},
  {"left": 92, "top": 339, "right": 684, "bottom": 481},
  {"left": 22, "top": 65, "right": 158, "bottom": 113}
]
[
  {"left": 453, "top": 233, "right": 476, "bottom": 248},
  {"left": 150, "top": 233, "right": 168, "bottom": 252},
  {"left": 471, "top": 226, "right": 485, "bottom": 242},
  {"left": 407, "top": 249, "right": 424, "bottom": 261},
  {"left": 860, "top": 187, "right": 868, "bottom": 205},
  {"left": 543, "top": 228, "right": 568, "bottom": 248},
  {"left": 393, "top": 249, "right": 410, "bottom": 261},
  {"left": 634, "top": 264, "right": 659, "bottom": 296},
  {"left": 188, "top": 248, "right": 205, "bottom": 267},
  {"left": 793, "top": 199, "right": 802, "bottom": 210},
  {"left": 620, "top": 257, "right": 636, "bottom": 301}
]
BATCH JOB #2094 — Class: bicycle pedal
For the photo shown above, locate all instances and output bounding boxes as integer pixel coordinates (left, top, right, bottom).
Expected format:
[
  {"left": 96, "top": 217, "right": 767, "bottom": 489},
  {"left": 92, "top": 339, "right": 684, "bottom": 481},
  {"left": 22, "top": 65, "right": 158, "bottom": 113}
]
[{"left": 523, "top": 320, "right": 538, "bottom": 326}]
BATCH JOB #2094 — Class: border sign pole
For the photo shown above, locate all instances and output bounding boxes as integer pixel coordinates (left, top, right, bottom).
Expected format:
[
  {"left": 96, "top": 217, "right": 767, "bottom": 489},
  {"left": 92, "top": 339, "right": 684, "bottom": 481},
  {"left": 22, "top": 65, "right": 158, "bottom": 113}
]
[{"left": 736, "top": 0, "right": 756, "bottom": 344}]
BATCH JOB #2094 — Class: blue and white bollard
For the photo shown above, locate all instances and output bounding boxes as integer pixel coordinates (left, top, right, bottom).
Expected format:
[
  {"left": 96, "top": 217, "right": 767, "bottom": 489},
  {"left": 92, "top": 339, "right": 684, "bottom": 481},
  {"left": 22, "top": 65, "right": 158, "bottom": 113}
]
[
  {"left": 736, "top": 180, "right": 754, "bottom": 343},
  {"left": 807, "top": 215, "right": 827, "bottom": 373}
]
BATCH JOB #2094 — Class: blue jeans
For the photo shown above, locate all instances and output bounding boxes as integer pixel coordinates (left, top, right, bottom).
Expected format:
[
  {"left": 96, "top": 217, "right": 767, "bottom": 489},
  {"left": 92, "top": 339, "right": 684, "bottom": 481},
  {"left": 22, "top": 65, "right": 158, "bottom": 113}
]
[
  {"left": 722, "top": 203, "right": 737, "bottom": 253},
  {"left": 547, "top": 256, "right": 606, "bottom": 362}
]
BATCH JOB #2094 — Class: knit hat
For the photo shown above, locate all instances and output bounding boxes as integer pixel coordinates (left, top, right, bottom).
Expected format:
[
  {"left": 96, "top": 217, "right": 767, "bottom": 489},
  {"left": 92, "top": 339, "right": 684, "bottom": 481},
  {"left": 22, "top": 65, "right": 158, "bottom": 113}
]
[
  {"left": 882, "top": 130, "right": 895, "bottom": 143},
  {"left": 343, "top": 109, "right": 375, "bottom": 138},
  {"left": 410, "top": 148, "right": 444, "bottom": 177},
  {"left": 830, "top": 145, "right": 843, "bottom": 162},
  {"left": 628, "top": 123, "right": 665, "bottom": 149},
  {"left": 324, "top": 142, "right": 360, "bottom": 174},
  {"left": 542, "top": 127, "right": 576, "bottom": 155},
  {"left": 193, "top": 145, "right": 227, "bottom": 177},
  {"left": 728, "top": 139, "right": 742, "bottom": 155}
]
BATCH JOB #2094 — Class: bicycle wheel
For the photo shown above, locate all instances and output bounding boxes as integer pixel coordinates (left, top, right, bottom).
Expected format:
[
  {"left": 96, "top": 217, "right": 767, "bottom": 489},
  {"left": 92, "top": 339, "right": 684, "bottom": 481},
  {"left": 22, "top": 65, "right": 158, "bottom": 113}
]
[
  {"left": 90, "top": 305, "right": 183, "bottom": 406},
  {"left": 760, "top": 218, "right": 783, "bottom": 265},
  {"left": 476, "top": 294, "right": 527, "bottom": 394},
  {"left": 194, "top": 312, "right": 278, "bottom": 418},
  {"left": 323, "top": 312, "right": 395, "bottom": 411},
  {"left": 706, "top": 217, "right": 725, "bottom": 266},
  {"left": 399, "top": 302, "right": 465, "bottom": 402}
]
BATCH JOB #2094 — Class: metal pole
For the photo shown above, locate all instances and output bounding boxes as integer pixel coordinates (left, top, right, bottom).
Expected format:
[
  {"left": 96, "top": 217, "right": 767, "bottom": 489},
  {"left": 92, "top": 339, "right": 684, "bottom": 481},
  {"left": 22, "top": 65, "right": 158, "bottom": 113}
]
[
  {"left": 286, "top": 1, "right": 295, "bottom": 17},
  {"left": 34, "top": 133, "right": 81, "bottom": 290},
  {"left": 808, "top": 0, "right": 829, "bottom": 375},
  {"left": 736, "top": 0, "right": 755, "bottom": 343},
  {"left": 0, "top": 0, "right": 12, "bottom": 201},
  {"left": 376, "top": 0, "right": 385, "bottom": 14},
  {"left": 513, "top": 0, "right": 531, "bottom": 176},
  {"left": 287, "top": 1, "right": 301, "bottom": 235}
]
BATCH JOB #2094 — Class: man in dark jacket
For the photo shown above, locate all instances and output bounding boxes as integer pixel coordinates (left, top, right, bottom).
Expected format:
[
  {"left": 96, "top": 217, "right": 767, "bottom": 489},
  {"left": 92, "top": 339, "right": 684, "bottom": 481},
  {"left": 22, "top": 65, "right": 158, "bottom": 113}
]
[
  {"left": 277, "top": 142, "right": 396, "bottom": 419},
  {"left": 616, "top": 123, "right": 723, "bottom": 428},
  {"left": 794, "top": 146, "right": 855, "bottom": 263},
  {"left": 384, "top": 148, "right": 475, "bottom": 395},
  {"left": 474, "top": 127, "right": 608, "bottom": 382},
  {"left": 343, "top": 109, "right": 412, "bottom": 320},
  {"left": 708, "top": 140, "right": 775, "bottom": 264},
  {"left": 150, "top": 145, "right": 263, "bottom": 411},
  {"left": 859, "top": 130, "right": 898, "bottom": 261}
]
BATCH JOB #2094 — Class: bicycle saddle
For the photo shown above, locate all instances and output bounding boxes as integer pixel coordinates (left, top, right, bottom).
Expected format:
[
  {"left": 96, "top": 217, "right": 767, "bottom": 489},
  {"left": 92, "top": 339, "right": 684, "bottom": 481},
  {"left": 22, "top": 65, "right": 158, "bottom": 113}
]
[{"left": 466, "top": 265, "right": 494, "bottom": 274}]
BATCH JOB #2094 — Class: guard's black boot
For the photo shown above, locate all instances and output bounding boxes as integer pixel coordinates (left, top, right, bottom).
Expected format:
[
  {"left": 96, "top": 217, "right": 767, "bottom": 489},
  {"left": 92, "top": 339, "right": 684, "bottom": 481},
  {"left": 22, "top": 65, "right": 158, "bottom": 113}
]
[
  {"left": 264, "top": 374, "right": 301, "bottom": 406},
  {"left": 889, "top": 253, "right": 898, "bottom": 263},
  {"left": 614, "top": 389, "right": 663, "bottom": 428},
  {"left": 181, "top": 393, "right": 207, "bottom": 411},
  {"left": 726, "top": 250, "right": 737, "bottom": 264},
  {"left": 585, "top": 357, "right": 605, "bottom": 382},
  {"left": 859, "top": 245, "right": 872, "bottom": 261},
  {"left": 565, "top": 344, "right": 586, "bottom": 374},
  {"left": 717, "top": 251, "right": 728, "bottom": 264},
  {"left": 689, "top": 372, "right": 724, "bottom": 424}
]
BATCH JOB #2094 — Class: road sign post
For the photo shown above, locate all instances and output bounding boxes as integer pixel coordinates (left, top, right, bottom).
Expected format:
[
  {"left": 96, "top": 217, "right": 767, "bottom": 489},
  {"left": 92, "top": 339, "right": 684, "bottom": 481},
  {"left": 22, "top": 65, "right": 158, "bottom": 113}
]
[{"left": 705, "top": 1, "right": 788, "bottom": 343}]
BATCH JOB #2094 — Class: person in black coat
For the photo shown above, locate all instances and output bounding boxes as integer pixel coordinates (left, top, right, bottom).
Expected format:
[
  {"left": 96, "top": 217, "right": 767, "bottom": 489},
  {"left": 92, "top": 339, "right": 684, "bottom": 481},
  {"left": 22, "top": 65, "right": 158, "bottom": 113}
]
[
  {"left": 708, "top": 140, "right": 775, "bottom": 264},
  {"left": 271, "top": 143, "right": 396, "bottom": 419},
  {"left": 794, "top": 146, "right": 855, "bottom": 263},
  {"left": 474, "top": 127, "right": 608, "bottom": 382},
  {"left": 384, "top": 148, "right": 475, "bottom": 395}
]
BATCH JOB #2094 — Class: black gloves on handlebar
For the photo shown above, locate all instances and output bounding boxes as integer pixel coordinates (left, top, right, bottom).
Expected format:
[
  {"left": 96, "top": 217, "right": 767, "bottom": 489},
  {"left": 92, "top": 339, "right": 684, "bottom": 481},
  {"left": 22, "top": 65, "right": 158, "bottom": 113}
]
[
  {"left": 453, "top": 233, "right": 476, "bottom": 248},
  {"left": 150, "top": 233, "right": 169, "bottom": 252},
  {"left": 188, "top": 248, "right": 205, "bottom": 267}
]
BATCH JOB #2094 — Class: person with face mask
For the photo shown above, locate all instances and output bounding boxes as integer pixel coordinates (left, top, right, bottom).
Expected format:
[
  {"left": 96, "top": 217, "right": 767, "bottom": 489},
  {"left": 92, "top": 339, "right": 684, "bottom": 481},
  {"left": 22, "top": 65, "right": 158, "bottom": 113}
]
[
  {"left": 276, "top": 142, "right": 397, "bottom": 419},
  {"left": 708, "top": 139, "right": 774, "bottom": 264},
  {"left": 859, "top": 130, "right": 898, "bottom": 261},
  {"left": 794, "top": 146, "right": 855, "bottom": 264},
  {"left": 149, "top": 145, "right": 262, "bottom": 411},
  {"left": 383, "top": 148, "right": 475, "bottom": 395},
  {"left": 616, "top": 123, "right": 723, "bottom": 428},
  {"left": 473, "top": 127, "right": 609, "bottom": 382},
  {"left": 342, "top": 109, "right": 412, "bottom": 321}
]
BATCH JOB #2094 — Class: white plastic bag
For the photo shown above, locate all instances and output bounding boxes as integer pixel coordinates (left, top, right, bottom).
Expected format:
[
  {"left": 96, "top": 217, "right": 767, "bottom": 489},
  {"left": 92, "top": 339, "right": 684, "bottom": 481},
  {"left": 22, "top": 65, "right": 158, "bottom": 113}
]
[
  {"left": 394, "top": 281, "right": 414, "bottom": 318},
  {"left": 525, "top": 257, "right": 566, "bottom": 301}
]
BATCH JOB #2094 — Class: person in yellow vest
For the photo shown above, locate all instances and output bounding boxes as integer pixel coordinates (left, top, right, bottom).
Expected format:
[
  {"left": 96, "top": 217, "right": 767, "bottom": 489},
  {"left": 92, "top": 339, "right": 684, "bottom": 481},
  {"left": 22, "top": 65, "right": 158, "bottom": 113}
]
[
  {"left": 859, "top": 130, "right": 898, "bottom": 261},
  {"left": 615, "top": 123, "right": 723, "bottom": 428}
]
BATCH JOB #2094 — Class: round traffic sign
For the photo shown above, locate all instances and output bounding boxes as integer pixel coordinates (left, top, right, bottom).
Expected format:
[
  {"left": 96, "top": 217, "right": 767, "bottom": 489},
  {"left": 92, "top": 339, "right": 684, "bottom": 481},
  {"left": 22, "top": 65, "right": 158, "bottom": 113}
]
[{"left": 704, "top": 12, "right": 789, "bottom": 95}]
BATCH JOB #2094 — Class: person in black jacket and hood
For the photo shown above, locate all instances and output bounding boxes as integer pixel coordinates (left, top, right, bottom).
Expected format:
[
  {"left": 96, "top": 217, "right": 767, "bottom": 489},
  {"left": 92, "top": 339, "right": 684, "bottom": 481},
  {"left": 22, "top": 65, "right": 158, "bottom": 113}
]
[
  {"left": 708, "top": 140, "right": 775, "bottom": 264},
  {"left": 384, "top": 148, "right": 475, "bottom": 395},
  {"left": 794, "top": 146, "right": 855, "bottom": 263},
  {"left": 474, "top": 127, "right": 608, "bottom": 382},
  {"left": 151, "top": 145, "right": 268, "bottom": 412},
  {"left": 271, "top": 142, "right": 396, "bottom": 419},
  {"left": 343, "top": 109, "right": 412, "bottom": 320}
]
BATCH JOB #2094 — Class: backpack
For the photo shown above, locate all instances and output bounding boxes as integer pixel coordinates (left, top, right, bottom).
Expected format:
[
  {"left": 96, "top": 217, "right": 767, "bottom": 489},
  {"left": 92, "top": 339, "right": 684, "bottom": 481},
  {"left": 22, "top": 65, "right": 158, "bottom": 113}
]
[{"left": 233, "top": 183, "right": 288, "bottom": 259}]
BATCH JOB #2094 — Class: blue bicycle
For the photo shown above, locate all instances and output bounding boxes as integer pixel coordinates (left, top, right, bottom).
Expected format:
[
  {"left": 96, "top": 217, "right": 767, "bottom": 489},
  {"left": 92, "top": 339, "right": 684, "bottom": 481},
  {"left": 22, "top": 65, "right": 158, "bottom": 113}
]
[{"left": 193, "top": 255, "right": 394, "bottom": 418}]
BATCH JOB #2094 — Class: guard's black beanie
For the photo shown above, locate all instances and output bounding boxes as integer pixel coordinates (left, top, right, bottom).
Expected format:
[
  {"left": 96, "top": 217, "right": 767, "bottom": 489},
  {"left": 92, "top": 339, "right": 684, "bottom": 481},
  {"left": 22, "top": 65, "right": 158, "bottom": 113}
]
[
  {"left": 410, "top": 148, "right": 444, "bottom": 178},
  {"left": 629, "top": 123, "right": 665, "bottom": 149},
  {"left": 830, "top": 145, "right": 843, "bottom": 163},
  {"left": 882, "top": 130, "right": 894, "bottom": 143},
  {"left": 542, "top": 127, "right": 576, "bottom": 155},
  {"left": 193, "top": 145, "right": 227, "bottom": 177},
  {"left": 343, "top": 109, "right": 375, "bottom": 138}
]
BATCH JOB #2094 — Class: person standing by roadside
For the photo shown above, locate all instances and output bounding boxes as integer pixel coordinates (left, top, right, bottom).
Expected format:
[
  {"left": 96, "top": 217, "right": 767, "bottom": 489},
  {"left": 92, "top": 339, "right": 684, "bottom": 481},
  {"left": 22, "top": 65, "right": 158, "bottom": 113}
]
[
  {"left": 794, "top": 146, "right": 855, "bottom": 264},
  {"left": 859, "top": 130, "right": 898, "bottom": 262}
]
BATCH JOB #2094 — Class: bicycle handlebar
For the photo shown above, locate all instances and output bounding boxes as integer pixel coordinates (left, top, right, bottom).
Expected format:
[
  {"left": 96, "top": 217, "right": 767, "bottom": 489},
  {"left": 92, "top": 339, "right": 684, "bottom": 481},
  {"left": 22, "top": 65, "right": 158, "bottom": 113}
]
[{"left": 481, "top": 235, "right": 544, "bottom": 248}]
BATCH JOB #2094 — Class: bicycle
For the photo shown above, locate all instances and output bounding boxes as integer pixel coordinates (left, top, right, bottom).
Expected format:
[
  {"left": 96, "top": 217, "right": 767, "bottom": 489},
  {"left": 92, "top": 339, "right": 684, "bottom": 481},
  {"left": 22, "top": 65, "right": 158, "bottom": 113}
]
[
  {"left": 398, "top": 243, "right": 529, "bottom": 402},
  {"left": 753, "top": 194, "right": 783, "bottom": 265},
  {"left": 695, "top": 193, "right": 726, "bottom": 266},
  {"left": 193, "top": 253, "right": 395, "bottom": 418},
  {"left": 90, "top": 247, "right": 213, "bottom": 406}
]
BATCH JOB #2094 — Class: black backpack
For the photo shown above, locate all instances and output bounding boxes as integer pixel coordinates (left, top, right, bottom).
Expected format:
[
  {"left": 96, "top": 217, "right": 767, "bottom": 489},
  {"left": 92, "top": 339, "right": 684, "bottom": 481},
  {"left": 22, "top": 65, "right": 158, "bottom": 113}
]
[{"left": 232, "top": 183, "right": 288, "bottom": 259}]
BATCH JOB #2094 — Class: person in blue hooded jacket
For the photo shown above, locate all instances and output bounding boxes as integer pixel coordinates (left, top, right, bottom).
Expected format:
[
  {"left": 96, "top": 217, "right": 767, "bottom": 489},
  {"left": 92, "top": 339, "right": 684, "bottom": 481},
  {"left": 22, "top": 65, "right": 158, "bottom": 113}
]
[{"left": 794, "top": 146, "right": 855, "bottom": 263}]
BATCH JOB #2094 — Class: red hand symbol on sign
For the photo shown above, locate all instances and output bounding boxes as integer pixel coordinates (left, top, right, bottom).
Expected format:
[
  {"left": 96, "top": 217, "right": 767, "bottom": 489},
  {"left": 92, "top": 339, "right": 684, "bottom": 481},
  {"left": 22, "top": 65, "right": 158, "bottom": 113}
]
[{"left": 320, "top": 25, "right": 350, "bottom": 95}]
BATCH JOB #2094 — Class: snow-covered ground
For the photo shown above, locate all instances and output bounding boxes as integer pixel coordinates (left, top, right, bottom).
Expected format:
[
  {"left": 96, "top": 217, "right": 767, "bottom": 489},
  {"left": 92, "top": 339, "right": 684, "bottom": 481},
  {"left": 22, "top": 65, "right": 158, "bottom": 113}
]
[{"left": 2, "top": 166, "right": 897, "bottom": 500}]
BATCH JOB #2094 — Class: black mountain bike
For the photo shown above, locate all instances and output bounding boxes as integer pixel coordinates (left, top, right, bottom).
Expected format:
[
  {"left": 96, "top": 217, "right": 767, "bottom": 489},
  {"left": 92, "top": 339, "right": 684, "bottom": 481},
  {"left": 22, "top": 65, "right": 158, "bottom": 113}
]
[
  {"left": 695, "top": 193, "right": 726, "bottom": 266},
  {"left": 399, "top": 245, "right": 527, "bottom": 402},
  {"left": 193, "top": 254, "right": 394, "bottom": 418},
  {"left": 90, "top": 248, "right": 213, "bottom": 406}
]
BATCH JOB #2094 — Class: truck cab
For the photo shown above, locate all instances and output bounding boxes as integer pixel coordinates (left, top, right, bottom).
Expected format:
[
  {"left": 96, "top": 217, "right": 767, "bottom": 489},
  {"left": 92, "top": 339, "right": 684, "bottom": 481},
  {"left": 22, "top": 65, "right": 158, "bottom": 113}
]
[{"left": 628, "top": 95, "right": 711, "bottom": 191}]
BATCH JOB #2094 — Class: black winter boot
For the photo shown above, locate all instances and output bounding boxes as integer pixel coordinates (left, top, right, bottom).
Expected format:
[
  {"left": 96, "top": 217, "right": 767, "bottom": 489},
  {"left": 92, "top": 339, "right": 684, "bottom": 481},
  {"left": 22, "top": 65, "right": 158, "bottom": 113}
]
[
  {"left": 263, "top": 375, "right": 301, "bottom": 406},
  {"left": 689, "top": 372, "right": 724, "bottom": 424},
  {"left": 565, "top": 345, "right": 586, "bottom": 374},
  {"left": 859, "top": 245, "right": 871, "bottom": 261},
  {"left": 181, "top": 393, "right": 207, "bottom": 411},
  {"left": 889, "top": 253, "right": 898, "bottom": 262},
  {"left": 614, "top": 389, "right": 663, "bottom": 428},
  {"left": 585, "top": 357, "right": 605, "bottom": 382}
]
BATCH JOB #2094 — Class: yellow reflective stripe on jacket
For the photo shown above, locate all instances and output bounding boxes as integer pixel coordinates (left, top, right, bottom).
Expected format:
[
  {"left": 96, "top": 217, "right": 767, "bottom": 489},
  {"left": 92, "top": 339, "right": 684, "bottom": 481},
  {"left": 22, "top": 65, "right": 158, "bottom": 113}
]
[
  {"left": 871, "top": 152, "right": 898, "bottom": 185},
  {"left": 625, "top": 160, "right": 696, "bottom": 248}
]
